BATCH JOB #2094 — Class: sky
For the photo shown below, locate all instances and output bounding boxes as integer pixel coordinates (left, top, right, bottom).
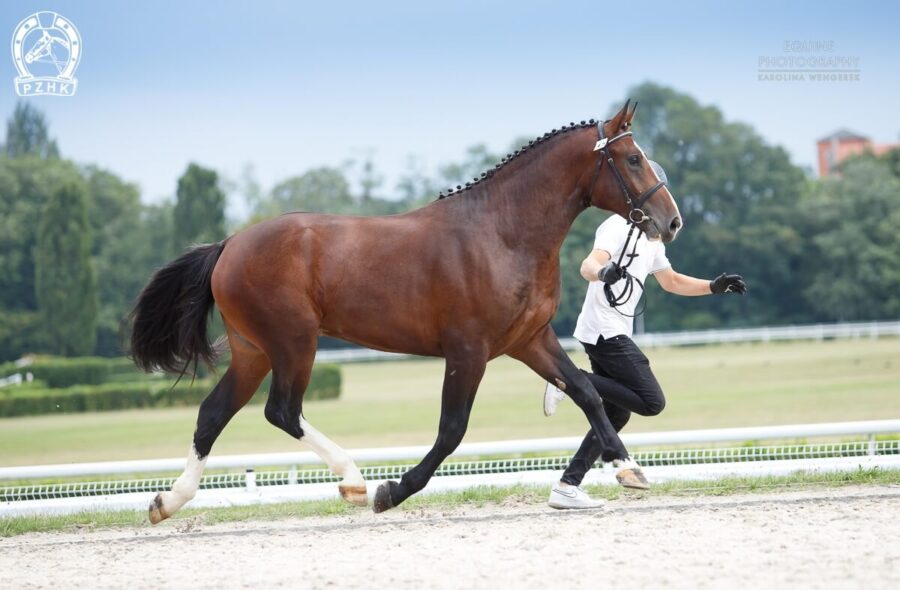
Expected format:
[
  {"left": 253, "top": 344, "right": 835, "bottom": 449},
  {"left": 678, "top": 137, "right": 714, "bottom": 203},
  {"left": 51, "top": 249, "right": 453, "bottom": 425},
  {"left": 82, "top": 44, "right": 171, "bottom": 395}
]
[{"left": 1, "top": 0, "right": 898, "bottom": 218}]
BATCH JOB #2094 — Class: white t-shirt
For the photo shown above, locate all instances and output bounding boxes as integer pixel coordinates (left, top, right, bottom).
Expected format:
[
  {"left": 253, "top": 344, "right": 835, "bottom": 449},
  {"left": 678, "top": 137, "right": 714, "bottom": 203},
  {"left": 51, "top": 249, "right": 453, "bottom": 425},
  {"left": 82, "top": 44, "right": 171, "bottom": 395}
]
[{"left": 573, "top": 215, "right": 671, "bottom": 342}]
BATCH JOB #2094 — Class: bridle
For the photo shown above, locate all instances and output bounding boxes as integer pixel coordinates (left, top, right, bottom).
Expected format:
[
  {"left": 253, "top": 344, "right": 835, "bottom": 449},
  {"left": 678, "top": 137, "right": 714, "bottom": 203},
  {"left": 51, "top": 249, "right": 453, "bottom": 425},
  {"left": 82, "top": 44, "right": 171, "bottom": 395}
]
[
  {"left": 587, "top": 120, "right": 668, "bottom": 226},
  {"left": 586, "top": 120, "right": 669, "bottom": 317}
]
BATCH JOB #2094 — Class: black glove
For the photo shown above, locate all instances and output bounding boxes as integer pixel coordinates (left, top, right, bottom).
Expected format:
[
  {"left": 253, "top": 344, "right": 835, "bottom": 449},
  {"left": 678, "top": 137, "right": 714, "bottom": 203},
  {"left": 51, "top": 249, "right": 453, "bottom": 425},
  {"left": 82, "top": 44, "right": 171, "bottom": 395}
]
[
  {"left": 598, "top": 261, "right": 626, "bottom": 285},
  {"left": 710, "top": 273, "right": 747, "bottom": 295}
]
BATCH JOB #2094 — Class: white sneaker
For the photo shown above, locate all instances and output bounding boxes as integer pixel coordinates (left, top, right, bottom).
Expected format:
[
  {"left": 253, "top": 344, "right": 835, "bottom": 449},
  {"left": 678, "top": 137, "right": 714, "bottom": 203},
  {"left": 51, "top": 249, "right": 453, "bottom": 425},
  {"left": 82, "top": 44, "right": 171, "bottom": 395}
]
[
  {"left": 548, "top": 483, "right": 605, "bottom": 509},
  {"left": 543, "top": 382, "right": 566, "bottom": 417}
]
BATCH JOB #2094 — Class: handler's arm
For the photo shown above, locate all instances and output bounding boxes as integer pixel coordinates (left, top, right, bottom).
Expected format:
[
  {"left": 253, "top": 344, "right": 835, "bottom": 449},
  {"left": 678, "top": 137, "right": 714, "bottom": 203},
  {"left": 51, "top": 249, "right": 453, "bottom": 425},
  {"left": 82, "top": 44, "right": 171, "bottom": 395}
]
[
  {"left": 653, "top": 267, "right": 713, "bottom": 296},
  {"left": 580, "top": 249, "right": 612, "bottom": 282}
]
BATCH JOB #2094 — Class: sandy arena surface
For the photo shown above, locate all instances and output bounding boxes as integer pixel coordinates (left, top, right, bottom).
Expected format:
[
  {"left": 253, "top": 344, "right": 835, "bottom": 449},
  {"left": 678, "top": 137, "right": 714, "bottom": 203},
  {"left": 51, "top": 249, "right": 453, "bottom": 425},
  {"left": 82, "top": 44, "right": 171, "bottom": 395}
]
[{"left": 2, "top": 485, "right": 898, "bottom": 589}]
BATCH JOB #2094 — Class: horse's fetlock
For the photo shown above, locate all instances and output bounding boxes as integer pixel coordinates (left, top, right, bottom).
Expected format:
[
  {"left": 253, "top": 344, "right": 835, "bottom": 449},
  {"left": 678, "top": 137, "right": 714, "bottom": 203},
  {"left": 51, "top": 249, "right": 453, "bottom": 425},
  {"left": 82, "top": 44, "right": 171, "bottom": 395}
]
[{"left": 171, "top": 480, "right": 197, "bottom": 501}]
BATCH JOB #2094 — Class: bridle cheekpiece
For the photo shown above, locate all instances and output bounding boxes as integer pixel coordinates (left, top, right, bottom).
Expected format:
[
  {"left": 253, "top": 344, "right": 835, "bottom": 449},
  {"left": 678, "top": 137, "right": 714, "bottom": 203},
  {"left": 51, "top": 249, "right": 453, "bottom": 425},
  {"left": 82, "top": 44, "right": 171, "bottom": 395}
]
[{"left": 589, "top": 120, "right": 668, "bottom": 226}]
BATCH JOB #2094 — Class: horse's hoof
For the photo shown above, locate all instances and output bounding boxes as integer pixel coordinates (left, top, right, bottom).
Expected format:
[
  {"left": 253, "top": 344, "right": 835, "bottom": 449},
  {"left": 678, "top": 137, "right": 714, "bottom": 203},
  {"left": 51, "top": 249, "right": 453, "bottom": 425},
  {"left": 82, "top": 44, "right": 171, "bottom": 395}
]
[
  {"left": 616, "top": 467, "right": 650, "bottom": 490},
  {"left": 148, "top": 493, "right": 170, "bottom": 525},
  {"left": 339, "top": 483, "right": 369, "bottom": 507},
  {"left": 372, "top": 481, "right": 397, "bottom": 513}
]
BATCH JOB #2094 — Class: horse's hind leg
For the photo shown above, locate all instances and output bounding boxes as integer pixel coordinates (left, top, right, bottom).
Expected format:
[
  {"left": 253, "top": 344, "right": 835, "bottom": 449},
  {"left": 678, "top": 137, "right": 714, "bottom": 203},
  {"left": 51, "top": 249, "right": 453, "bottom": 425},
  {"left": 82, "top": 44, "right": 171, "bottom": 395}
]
[
  {"left": 299, "top": 417, "right": 368, "bottom": 505},
  {"left": 149, "top": 333, "right": 270, "bottom": 524},
  {"left": 264, "top": 329, "right": 367, "bottom": 506}
]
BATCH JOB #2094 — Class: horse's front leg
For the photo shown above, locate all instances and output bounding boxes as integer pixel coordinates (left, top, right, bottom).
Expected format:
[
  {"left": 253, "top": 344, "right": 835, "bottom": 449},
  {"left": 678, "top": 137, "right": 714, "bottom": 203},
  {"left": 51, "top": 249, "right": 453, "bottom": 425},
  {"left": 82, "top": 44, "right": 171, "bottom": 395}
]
[
  {"left": 509, "top": 325, "right": 649, "bottom": 488},
  {"left": 373, "top": 344, "right": 488, "bottom": 512}
]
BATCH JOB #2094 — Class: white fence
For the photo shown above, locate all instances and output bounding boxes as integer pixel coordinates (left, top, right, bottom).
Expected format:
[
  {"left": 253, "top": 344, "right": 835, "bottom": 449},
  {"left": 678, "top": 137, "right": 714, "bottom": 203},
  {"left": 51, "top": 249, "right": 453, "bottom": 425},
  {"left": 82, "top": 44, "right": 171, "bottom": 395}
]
[
  {"left": 315, "top": 321, "right": 900, "bottom": 363},
  {"left": 2, "top": 419, "right": 898, "bottom": 517}
]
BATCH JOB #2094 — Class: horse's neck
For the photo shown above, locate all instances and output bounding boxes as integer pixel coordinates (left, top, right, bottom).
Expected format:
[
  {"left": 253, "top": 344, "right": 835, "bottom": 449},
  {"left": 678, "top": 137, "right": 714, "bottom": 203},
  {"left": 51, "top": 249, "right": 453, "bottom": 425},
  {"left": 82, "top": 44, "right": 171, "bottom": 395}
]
[{"left": 479, "top": 130, "right": 594, "bottom": 256}]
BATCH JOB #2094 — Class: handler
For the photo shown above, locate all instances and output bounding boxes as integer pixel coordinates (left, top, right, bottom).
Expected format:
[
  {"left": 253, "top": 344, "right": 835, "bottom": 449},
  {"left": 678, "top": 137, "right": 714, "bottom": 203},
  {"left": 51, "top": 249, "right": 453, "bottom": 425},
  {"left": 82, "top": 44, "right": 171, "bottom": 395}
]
[{"left": 545, "top": 184, "right": 746, "bottom": 509}]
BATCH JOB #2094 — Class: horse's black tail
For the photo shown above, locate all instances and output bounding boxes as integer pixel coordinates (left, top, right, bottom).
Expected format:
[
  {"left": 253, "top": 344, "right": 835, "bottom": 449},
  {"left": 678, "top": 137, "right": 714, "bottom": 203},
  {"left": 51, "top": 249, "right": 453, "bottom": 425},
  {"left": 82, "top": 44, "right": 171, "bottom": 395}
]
[{"left": 129, "top": 241, "right": 227, "bottom": 375}]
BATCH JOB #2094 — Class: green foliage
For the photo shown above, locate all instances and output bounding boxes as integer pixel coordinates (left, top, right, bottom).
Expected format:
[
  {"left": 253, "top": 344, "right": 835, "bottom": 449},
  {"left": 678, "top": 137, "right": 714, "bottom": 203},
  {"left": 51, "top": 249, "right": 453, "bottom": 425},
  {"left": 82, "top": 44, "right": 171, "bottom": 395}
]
[
  {"left": 0, "top": 156, "right": 84, "bottom": 313},
  {"left": 0, "top": 382, "right": 155, "bottom": 416},
  {"left": 35, "top": 181, "right": 98, "bottom": 356},
  {"left": 92, "top": 189, "right": 175, "bottom": 357},
  {"left": 249, "top": 165, "right": 407, "bottom": 222},
  {"left": 804, "top": 155, "right": 900, "bottom": 320},
  {"left": 173, "top": 163, "right": 226, "bottom": 251},
  {"left": 0, "top": 363, "right": 341, "bottom": 417},
  {"left": 0, "top": 357, "right": 113, "bottom": 388},
  {"left": 438, "top": 143, "right": 499, "bottom": 188},
  {"left": 4, "top": 102, "right": 59, "bottom": 159},
  {"left": 265, "top": 166, "right": 355, "bottom": 215},
  {"left": 0, "top": 312, "right": 46, "bottom": 363},
  {"left": 0, "top": 151, "right": 157, "bottom": 360}
]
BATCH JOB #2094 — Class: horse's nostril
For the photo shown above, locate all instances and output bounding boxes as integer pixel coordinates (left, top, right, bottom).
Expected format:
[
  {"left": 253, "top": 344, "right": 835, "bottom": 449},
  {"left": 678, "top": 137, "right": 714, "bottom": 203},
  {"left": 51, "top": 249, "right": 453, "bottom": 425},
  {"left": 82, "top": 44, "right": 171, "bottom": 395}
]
[{"left": 670, "top": 216, "right": 682, "bottom": 232}]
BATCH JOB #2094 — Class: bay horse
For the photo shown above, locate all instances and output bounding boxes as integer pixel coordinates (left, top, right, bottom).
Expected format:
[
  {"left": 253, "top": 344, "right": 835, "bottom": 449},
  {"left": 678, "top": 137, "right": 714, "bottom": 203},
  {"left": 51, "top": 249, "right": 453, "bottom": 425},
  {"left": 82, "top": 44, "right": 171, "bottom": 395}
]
[{"left": 130, "top": 101, "right": 682, "bottom": 522}]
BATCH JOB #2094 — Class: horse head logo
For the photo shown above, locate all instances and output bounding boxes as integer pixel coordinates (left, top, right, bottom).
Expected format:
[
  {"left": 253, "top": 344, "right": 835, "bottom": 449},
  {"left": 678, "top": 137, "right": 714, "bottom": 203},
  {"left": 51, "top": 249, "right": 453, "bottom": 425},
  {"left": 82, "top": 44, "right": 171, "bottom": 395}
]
[{"left": 11, "top": 11, "right": 81, "bottom": 97}]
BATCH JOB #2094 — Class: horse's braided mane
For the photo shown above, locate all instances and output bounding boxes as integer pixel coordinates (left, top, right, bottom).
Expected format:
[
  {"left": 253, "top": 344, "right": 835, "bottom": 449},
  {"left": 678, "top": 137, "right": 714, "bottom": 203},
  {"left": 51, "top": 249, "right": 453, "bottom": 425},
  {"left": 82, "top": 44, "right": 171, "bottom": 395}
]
[{"left": 436, "top": 119, "right": 597, "bottom": 200}]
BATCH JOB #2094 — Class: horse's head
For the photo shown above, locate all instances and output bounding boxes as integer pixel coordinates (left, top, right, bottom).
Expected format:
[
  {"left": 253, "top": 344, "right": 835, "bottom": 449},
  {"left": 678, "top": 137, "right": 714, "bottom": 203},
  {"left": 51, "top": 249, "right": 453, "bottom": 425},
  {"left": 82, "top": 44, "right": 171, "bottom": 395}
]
[{"left": 588, "top": 100, "right": 682, "bottom": 243}]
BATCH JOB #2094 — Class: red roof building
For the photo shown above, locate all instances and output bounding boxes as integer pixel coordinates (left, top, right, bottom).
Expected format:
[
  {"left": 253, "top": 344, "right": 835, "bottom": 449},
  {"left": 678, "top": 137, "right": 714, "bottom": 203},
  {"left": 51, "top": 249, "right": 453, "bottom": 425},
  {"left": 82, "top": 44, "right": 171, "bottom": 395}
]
[{"left": 817, "top": 129, "right": 898, "bottom": 177}]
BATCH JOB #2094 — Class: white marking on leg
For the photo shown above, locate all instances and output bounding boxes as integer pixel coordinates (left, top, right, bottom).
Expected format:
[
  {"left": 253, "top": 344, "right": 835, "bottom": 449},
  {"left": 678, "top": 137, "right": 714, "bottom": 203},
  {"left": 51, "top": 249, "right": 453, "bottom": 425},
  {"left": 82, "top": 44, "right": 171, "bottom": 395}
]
[
  {"left": 300, "top": 417, "right": 365, "bottom": 487},
  {"left": 160, "top": 445, "right": 207, "bottom": 515},
  {"left": 612, "top": 456, "right": 640, "bottom": 472}
]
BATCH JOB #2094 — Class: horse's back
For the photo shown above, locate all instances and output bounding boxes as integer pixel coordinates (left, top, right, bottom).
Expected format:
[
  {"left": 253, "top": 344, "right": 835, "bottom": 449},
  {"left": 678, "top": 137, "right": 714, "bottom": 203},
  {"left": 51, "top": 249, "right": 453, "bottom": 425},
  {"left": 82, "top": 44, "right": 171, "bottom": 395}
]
[
  {"left": 213, "top": 210, "right": 452, "bottom": 354},
  {"left": 212, "top": 207, "right": 558, "bottom": 357}
]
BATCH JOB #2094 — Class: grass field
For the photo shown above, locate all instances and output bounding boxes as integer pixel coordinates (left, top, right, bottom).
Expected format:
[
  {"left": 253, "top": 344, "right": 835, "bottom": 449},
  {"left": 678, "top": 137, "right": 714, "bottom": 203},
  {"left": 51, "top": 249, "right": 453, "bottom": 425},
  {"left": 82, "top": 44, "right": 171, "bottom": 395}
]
[{"left": 0, "top": 338, "right": 897, "bottom": 466}]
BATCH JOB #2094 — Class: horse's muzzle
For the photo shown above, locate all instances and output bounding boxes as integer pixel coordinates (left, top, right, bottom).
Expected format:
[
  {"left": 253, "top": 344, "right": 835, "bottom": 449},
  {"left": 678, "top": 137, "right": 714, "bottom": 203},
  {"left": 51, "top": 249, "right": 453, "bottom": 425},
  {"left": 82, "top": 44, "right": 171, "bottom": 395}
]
[{"left": 654, "top": 213, "right": 682, "bottom": 243}]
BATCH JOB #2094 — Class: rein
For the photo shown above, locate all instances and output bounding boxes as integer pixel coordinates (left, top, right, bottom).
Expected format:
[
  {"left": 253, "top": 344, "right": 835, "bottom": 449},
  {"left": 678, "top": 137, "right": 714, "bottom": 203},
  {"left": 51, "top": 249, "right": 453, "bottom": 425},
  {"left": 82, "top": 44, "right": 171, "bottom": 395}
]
[
  {"left": 603, "top": 223, "right": 646, "bottom": 317},
  {"left": 588, "top": 120, "right": 668, "bottom": 317}
]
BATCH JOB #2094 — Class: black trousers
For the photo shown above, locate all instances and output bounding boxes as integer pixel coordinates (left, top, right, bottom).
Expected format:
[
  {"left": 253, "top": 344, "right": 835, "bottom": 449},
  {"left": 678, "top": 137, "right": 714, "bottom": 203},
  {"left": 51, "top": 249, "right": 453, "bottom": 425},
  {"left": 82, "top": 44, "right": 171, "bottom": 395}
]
[{"left": 560, "top": 334, "right": 666, "bottom": 486}]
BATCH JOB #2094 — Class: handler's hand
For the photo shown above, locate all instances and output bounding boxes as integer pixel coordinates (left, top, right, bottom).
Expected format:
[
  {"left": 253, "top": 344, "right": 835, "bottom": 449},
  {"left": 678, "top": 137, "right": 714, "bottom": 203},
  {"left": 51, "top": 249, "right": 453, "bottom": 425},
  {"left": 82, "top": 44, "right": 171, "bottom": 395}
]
[
  {"left": 598, "top": 261, "right": 626, "bottom": 285},
  {"left": 710, "top": 273, "right": 747, "bottom": 295}
]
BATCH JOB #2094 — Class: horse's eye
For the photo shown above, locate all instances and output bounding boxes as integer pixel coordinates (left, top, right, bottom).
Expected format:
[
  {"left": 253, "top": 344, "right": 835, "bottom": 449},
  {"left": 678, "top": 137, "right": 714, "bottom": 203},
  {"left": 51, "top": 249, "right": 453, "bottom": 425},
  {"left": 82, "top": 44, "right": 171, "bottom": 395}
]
[{"left": 628, "top": 155, "right": 641, "bottom": 166}]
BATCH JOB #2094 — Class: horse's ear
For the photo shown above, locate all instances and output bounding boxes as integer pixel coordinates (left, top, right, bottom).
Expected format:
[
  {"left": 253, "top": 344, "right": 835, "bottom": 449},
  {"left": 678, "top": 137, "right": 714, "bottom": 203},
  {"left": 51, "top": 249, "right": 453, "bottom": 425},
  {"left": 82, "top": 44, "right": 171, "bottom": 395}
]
[
  {"left": 626, "top": 101, "right": 638, "bottom": 126},
  {"left": 609, "top": 99, "right": 631, "bottom": 132}
]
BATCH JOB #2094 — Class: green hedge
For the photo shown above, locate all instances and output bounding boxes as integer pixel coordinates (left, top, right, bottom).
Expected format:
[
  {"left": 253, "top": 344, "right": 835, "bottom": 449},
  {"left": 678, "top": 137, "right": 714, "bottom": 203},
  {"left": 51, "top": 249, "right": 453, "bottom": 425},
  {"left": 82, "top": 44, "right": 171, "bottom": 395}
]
[
  {"left": 0, "top": 382, "right": 164, "bottom": 416},
  {"left": 0, "top": 356, "right": 208, "bottom": 388},
  {"left": 0, "top": 364, "right": 341, "bottom": 417},
  {"left": 0, "top": 357, "right": 113, "bottom": 388}
]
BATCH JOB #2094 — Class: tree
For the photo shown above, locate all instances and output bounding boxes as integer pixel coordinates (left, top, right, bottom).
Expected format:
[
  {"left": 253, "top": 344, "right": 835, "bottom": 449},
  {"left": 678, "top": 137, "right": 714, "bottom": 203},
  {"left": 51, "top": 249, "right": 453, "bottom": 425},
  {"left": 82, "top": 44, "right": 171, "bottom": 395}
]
[
  {"left": 803, "top": 156, "right": 900, "bottom": 320},
  {"left": 345, "top": 150, "right": 384, "bottom": 204},
  {"left": 82, "top": 167, "right": 170, "bottom": 355},
  {"left": 4, "top": 102, "right": 59, "bottom": 159},
  {"left": 438, "top": 144, "right": 499, "bottom": 191},
  {"left": 395, "top": 156, "right": 437, "bottom": 209},
  {"left": 35, "top": 181, "right": 98, "bottom": 356},
  {"left": 173, "top": 163, "right": 226, "bottom": 251},
  {"left": 0, "top": 156, "right": 83, "bottom": 311},
  {"left": 258, "top": 167, "right": 355, "bottom": 217}
]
